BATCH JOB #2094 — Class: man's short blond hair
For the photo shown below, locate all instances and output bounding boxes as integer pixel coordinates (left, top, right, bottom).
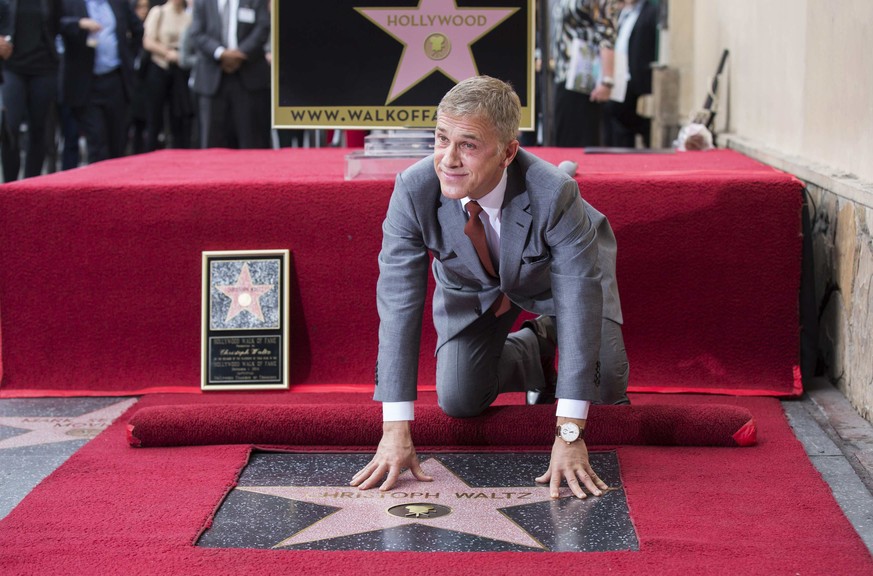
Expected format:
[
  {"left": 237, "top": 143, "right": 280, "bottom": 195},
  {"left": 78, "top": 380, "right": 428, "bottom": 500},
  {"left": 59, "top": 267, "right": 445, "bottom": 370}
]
[{"left": 436, "top": 76, "right": 521, "bottom": 146}]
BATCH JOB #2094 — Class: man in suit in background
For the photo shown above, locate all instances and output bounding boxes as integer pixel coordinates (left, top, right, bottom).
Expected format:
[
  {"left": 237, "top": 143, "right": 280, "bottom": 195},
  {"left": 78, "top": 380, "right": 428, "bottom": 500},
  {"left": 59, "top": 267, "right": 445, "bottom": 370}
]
[
  {"left": 352, "top": 76, "right": 629, "bottom": 499},
  {"left": 189, "top": 0, "right": 269, "bottom": 149},
  {"left": 60, "top": 0, "right": 142, "bottom": 163},
  {"left": 604, "top": 0, "right": 658, "bottom": 147}
]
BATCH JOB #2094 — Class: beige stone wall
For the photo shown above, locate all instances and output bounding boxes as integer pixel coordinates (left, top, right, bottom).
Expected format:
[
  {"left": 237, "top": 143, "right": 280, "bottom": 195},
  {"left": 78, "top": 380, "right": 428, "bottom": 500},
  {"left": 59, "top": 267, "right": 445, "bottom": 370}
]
[
  {"left": 669, "top": 0, "right": 873, "bottom": 183},
  {"left": 665, "top": 1, "right": 873, "bottom": 421}
]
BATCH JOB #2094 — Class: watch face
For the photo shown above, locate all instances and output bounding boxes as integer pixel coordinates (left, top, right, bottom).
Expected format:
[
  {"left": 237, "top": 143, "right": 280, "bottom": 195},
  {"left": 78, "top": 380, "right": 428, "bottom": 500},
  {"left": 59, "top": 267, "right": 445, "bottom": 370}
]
[{"left": 560, "top": 423, "right": 580, "bottom": 442}]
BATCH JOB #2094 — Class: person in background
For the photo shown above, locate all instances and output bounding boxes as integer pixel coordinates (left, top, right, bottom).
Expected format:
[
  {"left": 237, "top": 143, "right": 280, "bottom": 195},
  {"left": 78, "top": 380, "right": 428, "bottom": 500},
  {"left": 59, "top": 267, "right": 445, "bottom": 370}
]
[
  {"left": 176, "top": 0, "right": 200, "bottom": 148},
  {"left": 188, "top": 0, "right": 269, "bottom": 149},
  {"left": 142, "top": 0, "right": 192, "bottom": 150},
  {"left": 60, "top": 0, "right": 143, "bottom": 163},
  {"left": 0, "top": 0, "right": 12, "bottom": 174},
  {"left": 127, "top": 0, "right": 151, "bottom": 154},
  {"left": 551, "top": 0, "right": 620, "bottom": 147},
  {"left": 604, "top": 0, "right": 657, "bottom": 148},
  {"left": 0, "top": 0, "right": 62, "bottom": 182}
]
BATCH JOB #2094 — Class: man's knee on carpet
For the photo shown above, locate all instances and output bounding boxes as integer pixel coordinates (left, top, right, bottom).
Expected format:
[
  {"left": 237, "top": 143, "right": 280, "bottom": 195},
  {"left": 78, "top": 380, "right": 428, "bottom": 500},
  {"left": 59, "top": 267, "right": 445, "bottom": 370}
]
[{"left": 437, "top": 380, "right": 496, "bottom": 418}]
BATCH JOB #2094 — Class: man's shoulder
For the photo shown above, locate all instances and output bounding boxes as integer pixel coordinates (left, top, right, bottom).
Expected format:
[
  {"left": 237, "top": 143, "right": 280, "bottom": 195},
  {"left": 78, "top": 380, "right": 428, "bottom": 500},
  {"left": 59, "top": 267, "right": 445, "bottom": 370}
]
[
  {"left": 396, "top": 154, "right": 439, "bottom": 192},
  {"left": 514, "top": 148, "right": 575, "bottom": 192}
]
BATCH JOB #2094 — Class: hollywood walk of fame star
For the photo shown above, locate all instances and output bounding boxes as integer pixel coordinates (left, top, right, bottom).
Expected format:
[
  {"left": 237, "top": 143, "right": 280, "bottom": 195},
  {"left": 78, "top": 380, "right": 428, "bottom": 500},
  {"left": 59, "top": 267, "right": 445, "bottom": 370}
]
[
  {"left": 0, "top": 398, "right": 138, "bottom": 450},
  {"left": 356, "top": 0, "right": 519, "bottom": 103},
  {"left": 216, "top": 263, "right": 274, "bottom": 323},
  {"left": 238, "top": 456, "right": 565, "bottom": 549}
]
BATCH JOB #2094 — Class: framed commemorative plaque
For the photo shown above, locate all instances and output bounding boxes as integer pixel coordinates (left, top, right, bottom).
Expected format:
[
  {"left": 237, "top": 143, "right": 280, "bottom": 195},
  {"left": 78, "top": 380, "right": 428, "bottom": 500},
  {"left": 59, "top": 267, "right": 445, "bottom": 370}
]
[
  {"left": 271, "top": 0, "right": 535, "bottom": 130},
  {"left": 202, "top": 250, "right": 290, "bottom": 391}
]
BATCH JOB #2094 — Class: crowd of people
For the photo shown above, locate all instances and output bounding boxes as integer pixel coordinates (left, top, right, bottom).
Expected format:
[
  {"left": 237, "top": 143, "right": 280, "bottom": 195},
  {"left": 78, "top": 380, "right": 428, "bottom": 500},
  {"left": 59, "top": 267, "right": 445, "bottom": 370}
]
[
  {"left": 0, "top": 0, "right": 658, "bottom": 183},
  {"left": 0, "top": 0, "right": 274, "bottom": 183}
]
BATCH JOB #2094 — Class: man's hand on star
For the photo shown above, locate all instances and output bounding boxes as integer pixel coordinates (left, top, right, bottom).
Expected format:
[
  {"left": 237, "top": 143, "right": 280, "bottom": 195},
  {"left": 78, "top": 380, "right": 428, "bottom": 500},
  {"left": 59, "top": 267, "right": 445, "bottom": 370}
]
[
  {"left": 536, "top": 418, "right": 609, "bottom": 499},
  {"left": 351, "top": 420, "right": 433, "bottom": 491}
]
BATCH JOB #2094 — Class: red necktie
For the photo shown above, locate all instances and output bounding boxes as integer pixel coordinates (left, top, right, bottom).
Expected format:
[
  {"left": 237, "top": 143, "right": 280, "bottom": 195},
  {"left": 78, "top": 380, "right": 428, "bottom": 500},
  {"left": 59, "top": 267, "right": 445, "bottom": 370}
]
[{"left": 464, "top": 201, "right": 511, "bottom": 316}]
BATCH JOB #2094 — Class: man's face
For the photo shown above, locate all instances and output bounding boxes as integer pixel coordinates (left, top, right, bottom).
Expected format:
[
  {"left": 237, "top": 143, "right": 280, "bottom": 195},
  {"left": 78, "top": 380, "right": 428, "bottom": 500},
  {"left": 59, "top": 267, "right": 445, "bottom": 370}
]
[{"left": 433, "top": 113, "right": 518, "bottom": 201}]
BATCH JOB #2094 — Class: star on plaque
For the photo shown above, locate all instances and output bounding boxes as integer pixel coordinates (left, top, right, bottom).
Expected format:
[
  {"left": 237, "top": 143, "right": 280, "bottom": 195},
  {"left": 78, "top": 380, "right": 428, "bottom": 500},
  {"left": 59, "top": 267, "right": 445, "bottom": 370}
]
[
  {"left": 356, "top": 0, "right": 519, "bottom": 103},
  {"left": 216, "top": 263, "right": 274, "bottom": 323}
]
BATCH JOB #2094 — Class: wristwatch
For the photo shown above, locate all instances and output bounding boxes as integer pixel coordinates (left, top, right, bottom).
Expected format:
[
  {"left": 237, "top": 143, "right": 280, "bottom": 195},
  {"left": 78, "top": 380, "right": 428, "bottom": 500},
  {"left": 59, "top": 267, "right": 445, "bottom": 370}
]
[{"left": 555, "top": 422, "right": 584, "bottom": 444}]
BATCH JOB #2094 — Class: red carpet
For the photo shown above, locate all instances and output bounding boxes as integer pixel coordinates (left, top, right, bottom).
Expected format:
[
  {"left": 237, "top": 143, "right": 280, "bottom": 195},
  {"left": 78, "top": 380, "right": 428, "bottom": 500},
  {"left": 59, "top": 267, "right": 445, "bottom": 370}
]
[
  {"left": 0, "top": 393, "right": 870, "bottom": 575},
  {"left": 0, "top": 148, "right": 802, "bottom": 397},
  {"left": 127, "top": 401, "right": 757, "bottom": 448}
]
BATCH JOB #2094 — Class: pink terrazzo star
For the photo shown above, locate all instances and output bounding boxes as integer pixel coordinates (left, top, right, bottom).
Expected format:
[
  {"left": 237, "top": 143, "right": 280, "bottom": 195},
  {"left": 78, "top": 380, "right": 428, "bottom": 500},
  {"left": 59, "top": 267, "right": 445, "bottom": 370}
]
[
  {"left": 0, "top": 399, "right": 137, "bottom": 449},
  {"left": 239, "top": 456, "right": 571, "bottom": 549},
  {"left": 356, "top": 0, "right": 518, "bottom": 102}
]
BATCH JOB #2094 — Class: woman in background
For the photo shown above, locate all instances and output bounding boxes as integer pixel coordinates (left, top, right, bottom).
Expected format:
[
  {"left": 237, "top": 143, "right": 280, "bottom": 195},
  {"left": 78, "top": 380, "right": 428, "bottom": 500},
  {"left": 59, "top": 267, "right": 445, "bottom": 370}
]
[
  {"left": 551, "top": 0, "right": 619, "bottom": 147},
  {"left": 142, "top": 0, "right": 191, "bottom": 150}
]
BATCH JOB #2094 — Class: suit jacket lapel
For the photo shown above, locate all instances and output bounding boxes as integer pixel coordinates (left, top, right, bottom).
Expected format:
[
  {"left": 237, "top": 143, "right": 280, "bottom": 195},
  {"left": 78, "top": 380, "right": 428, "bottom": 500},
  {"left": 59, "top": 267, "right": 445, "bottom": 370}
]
[{"left": 498, "top": 161, "right": 532, "bottom": 291}]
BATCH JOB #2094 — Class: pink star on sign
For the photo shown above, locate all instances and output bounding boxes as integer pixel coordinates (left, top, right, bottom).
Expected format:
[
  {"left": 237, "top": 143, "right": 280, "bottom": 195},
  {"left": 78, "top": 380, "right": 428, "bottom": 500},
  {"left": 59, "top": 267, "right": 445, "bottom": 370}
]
[
  {"left": 217, "top": 263, "right": 273, "bottom": 323},
  {"left": 356, "top": 0, "right": 518, "bottom": 103}
]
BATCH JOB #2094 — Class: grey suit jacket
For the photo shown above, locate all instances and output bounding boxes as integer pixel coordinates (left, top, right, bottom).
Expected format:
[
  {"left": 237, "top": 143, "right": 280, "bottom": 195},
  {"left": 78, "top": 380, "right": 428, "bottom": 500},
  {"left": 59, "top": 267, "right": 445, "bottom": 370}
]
[
  {"left": 189, "top": 0, "right": 269, "bottom": 97},
  {"left": 374, "top": 148, "right": 622, "bottom": 404}
]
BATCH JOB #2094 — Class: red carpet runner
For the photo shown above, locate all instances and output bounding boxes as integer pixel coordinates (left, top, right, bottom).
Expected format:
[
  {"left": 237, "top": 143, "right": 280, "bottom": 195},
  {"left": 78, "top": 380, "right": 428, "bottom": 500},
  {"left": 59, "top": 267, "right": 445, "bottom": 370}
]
[
  {"left": 0, "top": 393, "right": 870, "bottom": 575},
  {"left": 126, "top": 401, "right": 757, "bottom": 448},
  {"left": 0, "top": 148, "right": 802, "bottom": 397}
]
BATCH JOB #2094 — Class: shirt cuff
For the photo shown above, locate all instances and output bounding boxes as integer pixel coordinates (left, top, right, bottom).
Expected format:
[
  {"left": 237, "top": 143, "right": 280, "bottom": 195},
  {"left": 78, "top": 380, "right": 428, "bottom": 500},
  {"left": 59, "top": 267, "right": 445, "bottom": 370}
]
[
  {"left": 556, "top": 398, "right": 590, "bottom": 420},
  {"left": 214, "top": 46, "right": 225, "bottom": 61},
  {"left": 383, "top": 401, "right": 414, "bottom": 422}
]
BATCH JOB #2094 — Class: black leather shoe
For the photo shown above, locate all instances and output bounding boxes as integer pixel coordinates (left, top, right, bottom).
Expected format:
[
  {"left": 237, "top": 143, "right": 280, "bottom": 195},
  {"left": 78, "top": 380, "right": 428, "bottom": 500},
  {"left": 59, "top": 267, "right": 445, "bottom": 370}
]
[{"left": 522, "top": 315, "right": 557, "bottom": 405}]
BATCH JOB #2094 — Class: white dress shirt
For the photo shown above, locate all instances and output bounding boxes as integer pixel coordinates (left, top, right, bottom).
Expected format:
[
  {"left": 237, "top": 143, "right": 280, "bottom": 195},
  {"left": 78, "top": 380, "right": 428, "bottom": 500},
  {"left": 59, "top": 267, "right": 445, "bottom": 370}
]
[{"left": 214, "top": 0, "right": 239, "bottom": 60}]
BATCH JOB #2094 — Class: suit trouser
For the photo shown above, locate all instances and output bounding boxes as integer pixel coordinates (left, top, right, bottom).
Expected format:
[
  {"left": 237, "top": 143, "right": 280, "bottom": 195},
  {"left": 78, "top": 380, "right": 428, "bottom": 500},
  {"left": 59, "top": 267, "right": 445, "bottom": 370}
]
[
  {"left": 1, "top": 70, "right": 58, "bottom": 181},
  {"left": 201, "top": 72, "right": 269, "bottom": 149},
  {"left": 74, "top": 69, "right": 128, "bottom": 163},
  {"left": 436, "top": 307, "right": 630, "bottom": 418}
]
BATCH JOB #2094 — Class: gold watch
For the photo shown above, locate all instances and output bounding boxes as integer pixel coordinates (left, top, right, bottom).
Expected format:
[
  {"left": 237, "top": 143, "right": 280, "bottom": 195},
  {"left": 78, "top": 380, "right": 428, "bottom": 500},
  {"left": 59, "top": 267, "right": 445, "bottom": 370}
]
[{"left": 555, "top": 422, "right": 584, "bottom": 444}]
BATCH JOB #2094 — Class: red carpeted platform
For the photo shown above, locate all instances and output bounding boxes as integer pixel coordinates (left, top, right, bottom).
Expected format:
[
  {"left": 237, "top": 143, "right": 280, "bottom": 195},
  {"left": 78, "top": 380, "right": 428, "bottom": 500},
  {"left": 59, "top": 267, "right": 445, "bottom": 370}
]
[
  {"left": 0, "top": 148, "right": 802, "bottom": 397},
  {"left": 1, "top": 393, "right": 870, "bottom": 575}
]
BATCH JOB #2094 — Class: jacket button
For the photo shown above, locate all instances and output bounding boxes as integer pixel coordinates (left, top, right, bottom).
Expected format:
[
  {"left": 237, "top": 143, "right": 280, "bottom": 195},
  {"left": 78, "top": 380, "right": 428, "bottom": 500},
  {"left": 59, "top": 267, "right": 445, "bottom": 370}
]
[{"left": 474, "top": 306, "right": 482, "bottom": 315}]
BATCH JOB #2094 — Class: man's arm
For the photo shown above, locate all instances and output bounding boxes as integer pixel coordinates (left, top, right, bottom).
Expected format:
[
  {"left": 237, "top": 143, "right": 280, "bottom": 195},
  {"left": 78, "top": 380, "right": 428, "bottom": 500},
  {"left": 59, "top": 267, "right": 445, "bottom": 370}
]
[
  {"left": 351, "top": 171, "right": 432, "bottom": 491},
  {"left": 190, "top": 0, "right": 221, "bottom": 60},
  {"left": 541, "top": 179, "right": 607, "bottom": 498}
]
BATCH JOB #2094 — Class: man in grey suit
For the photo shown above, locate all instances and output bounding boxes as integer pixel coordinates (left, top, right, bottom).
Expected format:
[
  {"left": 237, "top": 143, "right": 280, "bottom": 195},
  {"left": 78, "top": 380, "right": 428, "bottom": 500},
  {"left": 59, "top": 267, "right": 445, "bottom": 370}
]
[
  {"left": 352, "top": 76, "right": 628, "bottom": 500},
  {"left": 189, "top": 0, "right": 269, "bottom": 148}
]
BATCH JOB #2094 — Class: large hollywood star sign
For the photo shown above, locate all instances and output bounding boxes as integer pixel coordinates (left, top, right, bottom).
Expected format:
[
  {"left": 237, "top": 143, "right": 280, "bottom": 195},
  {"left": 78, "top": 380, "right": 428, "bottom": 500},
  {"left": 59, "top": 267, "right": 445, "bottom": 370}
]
[{"left": 272, "top": 0, "right": 534, "bottom": 129}]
